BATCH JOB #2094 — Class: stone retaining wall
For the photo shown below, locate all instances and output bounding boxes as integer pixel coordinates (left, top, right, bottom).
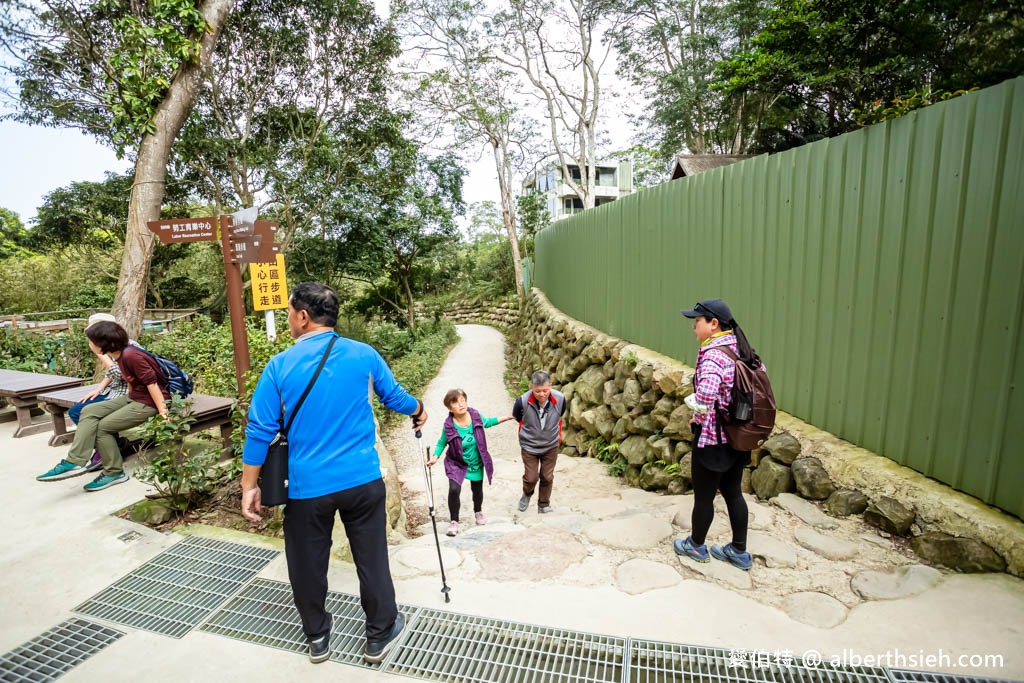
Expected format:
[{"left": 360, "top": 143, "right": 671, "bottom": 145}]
[
  {"left": 416, "top": 298, "right": 520, "bottom": 329},
  {"left": 507, "top": 289, "right": 1024, "bottom": 577}
]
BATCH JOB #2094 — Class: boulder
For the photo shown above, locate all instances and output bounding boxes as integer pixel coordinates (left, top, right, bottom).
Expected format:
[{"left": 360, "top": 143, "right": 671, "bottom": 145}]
[
  {"left": 750, "top": 456, "right": 794, "bottom": 500},
  {"left": 772, "top": 493, "right": 838, "bottom": 530},
  {"left": 619, "top": 435, "right": 655, "bottom": 466},
  {"left": 637, "top": 389, "right": 659, "bottom": 412},
  {"left": 851, "top": 564, "right": 943, "bottom": 600},
  {"left": 741, "top": 467, "right": 753, "bottom": 495},
  {"left": 574, "top": 366, "right": 607, "bottom": 405},
  {"left": 609, "top": 394, "right": 631, "bottom": 419},
  {"left": 633, "top": 415, "right": 660, "bottom": 435},
  {"left": 612, "top": 418, "right": 630, "bottom": 441},
  {"left": 637, "top": 364, "right": 655, "bottom": 391},
  {"left": 615, "top": 559, "right": 682, "bottom": 595},
  {"left": 639, "top": 463, "right": 674, "bottom": 491},
  {"left": 624, "top": 465, "right": 641, "bottom": 488},
  {"left": 826, "top": 489, "right": 869, "bottom": 517},
  {"left": 783, "top": 592, "right": 849, "bottom": 629},
  {"left": 569, "top": 396, "right": 585, "bottom": 423},
  {"left": 794, "top": 527, "right": 860, "bottom": 561},
  {"left": 602, "top": 359, "right": 615, "bottom": 379},
  {"left": 561, "top": 446, "right": 579, "bottom": 458},
  {"left": 864, "top": 497, "right": 915, "bottom": 535},
  {"left": 663, "top": 406, "right": 694, "bottom": 440},
  {"left": 579, "top": 406, "right": 615, "bottom": 440},
  {"left": 650, "top": 437, "right": 672, "bottom": 462},
  {"left": 666, "top": 477, "right": 690, "bottom": 495},
  {"left": 129, "top": 500, "right": 173, "bottom": 526},
  {"left": 603, "top": 380, "right": 619, "bottom": 404},
  {"left": 762, "top": 431, "right": 802, "bottom": 465},
  {"left": 676, "top": 453, "right": 693, "bottom": 482},
  {"left": 791, "top": 457, "right": 836, "bottom": 500},
  {"left": 654, "top": 368, "right": 685, "bottom": 396},
  {"left": 911, "top": 532, "right": 1006, "bottom": 573},
  {"left": 613, "top": 362, "right": 629, "bottom": 391},
  {"left": 651, "top": 397, "right": 677, "bottom": 428},
  {"left": 621, "top": 379, "right": 642, "bottom": 410}
]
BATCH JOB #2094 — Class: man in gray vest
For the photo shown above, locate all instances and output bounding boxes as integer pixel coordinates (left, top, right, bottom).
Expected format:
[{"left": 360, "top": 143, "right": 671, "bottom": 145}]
[{"left": 512, "top": 370, "right": 566, "bottom": 513}]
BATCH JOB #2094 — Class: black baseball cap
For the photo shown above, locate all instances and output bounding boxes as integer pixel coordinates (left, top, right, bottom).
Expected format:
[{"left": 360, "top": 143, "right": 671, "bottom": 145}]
[{"left": 681, "top": 299, "right": 733, "bottom": 324}]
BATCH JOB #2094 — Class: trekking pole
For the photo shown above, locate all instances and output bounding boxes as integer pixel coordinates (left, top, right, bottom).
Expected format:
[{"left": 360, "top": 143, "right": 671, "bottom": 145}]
[{"left": 416, "top": 427, "right": 451, "bottom": 603}]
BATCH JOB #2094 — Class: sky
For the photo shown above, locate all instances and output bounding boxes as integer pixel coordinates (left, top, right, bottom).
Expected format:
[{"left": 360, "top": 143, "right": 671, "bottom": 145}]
[{"left": 0, "top": 0, "right": 635, "bottom": 227}]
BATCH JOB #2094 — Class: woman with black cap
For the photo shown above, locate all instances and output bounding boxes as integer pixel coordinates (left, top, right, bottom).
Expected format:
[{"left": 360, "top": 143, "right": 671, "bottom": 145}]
[{"left": 673, "top": 299, "right": 759, "bottom": 570}]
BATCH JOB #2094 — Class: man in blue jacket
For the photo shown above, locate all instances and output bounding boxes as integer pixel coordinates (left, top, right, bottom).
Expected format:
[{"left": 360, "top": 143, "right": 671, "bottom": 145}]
[{"left": 241, "top": 282, "right": 427, "bottom": 664}]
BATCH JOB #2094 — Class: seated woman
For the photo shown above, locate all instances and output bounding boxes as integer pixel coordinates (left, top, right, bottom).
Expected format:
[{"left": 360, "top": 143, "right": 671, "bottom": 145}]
[
  {"left": 69, "top": 313, "right": 133, "bottom": 472},
  {"left": 36, "top": 321, "right": 169, "bottom": 492}
]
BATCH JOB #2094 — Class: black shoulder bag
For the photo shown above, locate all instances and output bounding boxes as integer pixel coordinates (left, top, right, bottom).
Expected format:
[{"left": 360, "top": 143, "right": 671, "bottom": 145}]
[{"left": 259, "top": 335, "right": 337, "bottom": 507}]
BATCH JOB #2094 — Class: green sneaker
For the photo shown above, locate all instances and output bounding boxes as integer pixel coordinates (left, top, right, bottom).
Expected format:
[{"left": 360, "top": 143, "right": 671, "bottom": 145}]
[
  {"left": 83, "top": 472, "right": 129, "bottom": 492},
  {"left": 37, "top": 460, "right": 87, "bottom": 481}
]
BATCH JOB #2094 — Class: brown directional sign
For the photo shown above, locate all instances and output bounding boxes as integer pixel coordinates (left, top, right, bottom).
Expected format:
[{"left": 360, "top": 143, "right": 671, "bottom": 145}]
[
  {"left": 227, "top": 220, "right": 281, "bottom": 265},
  {"left": 147, "top": 216, "right": 218, "bottom": 244}
]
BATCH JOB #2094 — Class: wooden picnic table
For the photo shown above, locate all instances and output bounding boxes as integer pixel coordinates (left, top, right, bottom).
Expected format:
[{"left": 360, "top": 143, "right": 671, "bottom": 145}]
[
  {"left": 0, "top": 369, "right": 86, "bottom": 438},
  {"left": 37, "top": 385, "right": 235, "bottom": 450}
]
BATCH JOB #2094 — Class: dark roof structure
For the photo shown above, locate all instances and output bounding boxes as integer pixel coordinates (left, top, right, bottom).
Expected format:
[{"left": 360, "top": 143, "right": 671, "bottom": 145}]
[{"left": 671, "top": 154, "right": 754, "bottom": 180}]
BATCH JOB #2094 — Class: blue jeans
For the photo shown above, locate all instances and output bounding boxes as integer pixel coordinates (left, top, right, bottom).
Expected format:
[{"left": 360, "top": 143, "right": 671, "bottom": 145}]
[{"left": 68, "top": 393, "right": 109, "bottom": 425}]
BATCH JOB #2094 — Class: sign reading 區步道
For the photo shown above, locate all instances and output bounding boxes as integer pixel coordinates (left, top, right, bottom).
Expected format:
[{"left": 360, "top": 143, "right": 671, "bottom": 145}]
[
  {"left": 146, "top": 217, "right": 218, "bottom": 243},
  {"left": 249, "top": 255, "right": 289, "bottom": 311}
]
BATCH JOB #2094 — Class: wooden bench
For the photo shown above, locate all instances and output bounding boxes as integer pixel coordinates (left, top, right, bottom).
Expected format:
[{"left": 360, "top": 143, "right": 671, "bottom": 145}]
[
  {"left": 0, "top": 369, "right": 87, "bottom": 438},
  {"left": 37, "top": 386, "right": 235, "bottom": 450}
]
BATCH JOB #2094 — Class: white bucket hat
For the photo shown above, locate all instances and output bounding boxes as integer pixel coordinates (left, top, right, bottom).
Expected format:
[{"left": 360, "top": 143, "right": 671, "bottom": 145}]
[{"left": 85, "top": 312, "right": 118, "bottom": 330}]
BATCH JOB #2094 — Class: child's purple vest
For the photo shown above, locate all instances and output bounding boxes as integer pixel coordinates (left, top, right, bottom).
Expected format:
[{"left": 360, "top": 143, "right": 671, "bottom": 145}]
[{"left": 442, "top": 407, "right": 495, "bottom": 485}]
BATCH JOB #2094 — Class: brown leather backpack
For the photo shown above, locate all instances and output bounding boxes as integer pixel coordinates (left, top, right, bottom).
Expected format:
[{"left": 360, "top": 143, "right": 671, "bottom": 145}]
[{"left": 715, "top": 346, "right": 776, "bottom": 450}]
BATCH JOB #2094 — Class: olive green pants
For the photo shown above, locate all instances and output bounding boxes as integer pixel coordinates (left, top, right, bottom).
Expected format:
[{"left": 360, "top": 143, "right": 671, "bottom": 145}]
[{"left": 66, "top": 395, "right": 158, "bottom": 475}]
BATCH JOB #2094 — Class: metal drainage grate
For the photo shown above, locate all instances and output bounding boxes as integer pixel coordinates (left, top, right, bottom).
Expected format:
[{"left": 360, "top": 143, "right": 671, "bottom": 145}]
[
  {"left": 0, "top": 618, "right": 123, "bottom": 683},
  {"left": 385, "top": 608, "right": 626, "bottom": 683},
  {"left": 626, "top": 639, "right": 893, "bottom": 683},
  {"left": 199, "top": 578, "right": 421, "bottom": 668},
  {"left": 74, "top": 535, "right": 279, "bottom": 638},
  {"left": 889, "top": 671, "right": 1016, "bottom": 683}
]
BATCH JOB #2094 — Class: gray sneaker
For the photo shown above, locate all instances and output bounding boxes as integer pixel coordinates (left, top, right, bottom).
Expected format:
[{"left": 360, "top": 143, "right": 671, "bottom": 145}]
[
  {"left": 517, "top": 495, "right": 531, "bottom": 512},
  {"left": 538, "top": 506, "right": 554, "bottom": 514}
]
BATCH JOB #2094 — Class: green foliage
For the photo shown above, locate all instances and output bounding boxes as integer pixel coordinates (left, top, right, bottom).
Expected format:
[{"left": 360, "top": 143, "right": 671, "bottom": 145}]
[
  {"left": 516, "top": 191, "right": 549, "bottom": 258},
  {"left": 592, "top": 437, "right": 620, "bottom": 463},
  {"left": 134, "top": 395, "right": 226, "bottom": 512},
  {"left": 664, "top": 462, "right": 681, "bottom": 476},
  {"left": 374, "top": 318, "right": 459, "bottom": 426},
  {"left": 0, "top": 323, "right": 108, "bottom": 378},
  {"left": 608, "top": 455, "right": 628, "bottom": 478},
  {"left": 0, "top": 247, "right": 121, "bottom": 315},
  {"left": 853, "top": 88, "right": 979, "bottom": 126},
  {"left": 714, "top": 0, "right": 1024, "bottom": 152},
  {"left": 622, "top": 350, "right": 638, "bottom": 366},
  {"left": 5, "top": 0, "right": 209, "bottom": 156},
  {"left": 1, "top": 208, "right": 34, "bottom": 260}
]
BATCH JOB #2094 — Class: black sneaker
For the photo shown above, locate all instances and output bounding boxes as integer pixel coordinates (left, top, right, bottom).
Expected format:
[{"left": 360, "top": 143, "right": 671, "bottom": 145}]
[
  {"left": 363, "top": 612, "right": 405, "bottom": 664},
  {"left": 307, "top": 615, "right": 332, "bottom": 663}
]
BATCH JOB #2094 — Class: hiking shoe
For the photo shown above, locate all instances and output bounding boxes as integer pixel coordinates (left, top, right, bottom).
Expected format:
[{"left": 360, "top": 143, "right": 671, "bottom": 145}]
[
  {"left": 538, "top": 506, "right": 554, "bottom": 514},
  {"left": 474, "top": 511, "right": 487, "bottom": 525},
  {"left": 36, "top": 460, "right": 87, "bottom": 482},
  {"left": 673, "top": 536, "right": 710, "bottom": 563},
  {"left": 711, "top": 543, "right": 753, "bottom": 571},
  {"left": 83, "top": 472, "right": 129, "bottom": 492},
  {"left": 446, "top": 521, "right": 459, "bottom": 537},
  {"left": 364, "top": 612, "right": 405, "bottom": 664},
  {"left": 307, "top": 615, "right": 333, "bottom": 663},
  {"left": 85, "top": 450, "right": 103, "bottom": 472},
  {"left": 517, "top": 495, "right": 531, "bottom": 512}
]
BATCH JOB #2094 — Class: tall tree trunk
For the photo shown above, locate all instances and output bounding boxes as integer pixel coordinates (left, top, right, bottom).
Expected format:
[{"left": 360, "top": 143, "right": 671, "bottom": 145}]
[
  {"left": 111, "top": 0, "right": 234, "bottom": 338},
  {"left": 494, "top": 140, "right": 525, "bottom": 299}
]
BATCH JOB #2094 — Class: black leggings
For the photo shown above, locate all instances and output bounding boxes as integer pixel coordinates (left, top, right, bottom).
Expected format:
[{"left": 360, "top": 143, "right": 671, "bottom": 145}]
[
  {"left": 448, "top": 478, "right": 484, "bottom": 522},
  {"left": 690, "top": 450, "right": 748, "bottom": 551}
]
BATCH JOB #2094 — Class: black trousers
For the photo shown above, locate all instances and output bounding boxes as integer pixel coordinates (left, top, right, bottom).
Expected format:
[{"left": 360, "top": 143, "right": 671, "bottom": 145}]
[
  {"left": 283, "top": 478, "right": 397, "bottom": 641},
  {"left": 448, "top": 478, "right": 484, "bottom": 521},
  {"left": 690, "top": 447, "right": 749, "bottom": 550}
]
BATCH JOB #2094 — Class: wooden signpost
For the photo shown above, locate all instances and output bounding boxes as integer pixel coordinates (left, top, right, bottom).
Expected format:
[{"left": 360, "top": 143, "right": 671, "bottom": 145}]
[{"left": 147, "top": 213, "right": 284, "bottom": 395}]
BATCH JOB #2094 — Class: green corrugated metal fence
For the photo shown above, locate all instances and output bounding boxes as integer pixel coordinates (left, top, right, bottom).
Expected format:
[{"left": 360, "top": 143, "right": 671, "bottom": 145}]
[{"left": 534, "top": 77, "right": 1024, "bottom": 519}]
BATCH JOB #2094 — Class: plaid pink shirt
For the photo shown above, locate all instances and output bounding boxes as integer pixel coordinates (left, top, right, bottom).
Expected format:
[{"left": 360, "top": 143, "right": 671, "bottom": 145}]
[{"left": 692, "top": 334, "right": 739, "bottom": 448}]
